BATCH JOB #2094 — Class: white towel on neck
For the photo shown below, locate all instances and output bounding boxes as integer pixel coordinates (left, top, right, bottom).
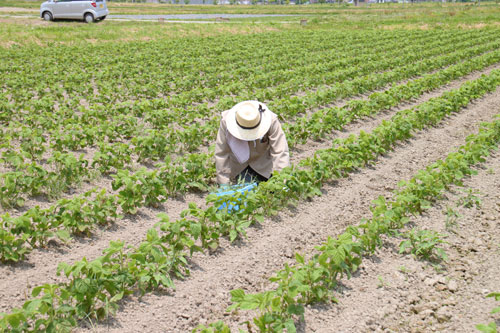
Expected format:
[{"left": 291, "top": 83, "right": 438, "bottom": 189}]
[{"left": 227, "top": 132, "right": 250, "bottom": 164}]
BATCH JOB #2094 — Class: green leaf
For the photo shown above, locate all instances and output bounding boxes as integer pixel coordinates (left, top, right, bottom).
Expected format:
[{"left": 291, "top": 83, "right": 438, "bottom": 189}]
[
  {"left": 110, "top": 291, "right": 124, "bottom": 303},
  {"left": 284, "top": 318, "right": 297, "bottom": 333},
  {"left": 229, "top": 230, "right": 238, "bottom": 242},
  {"left": 239, "top": 297, "right": 260, "bottom": 311},
  {"left": 475, "top": 322, "right": 497, "bottom": 333},
  {"left": 230, "top": 289, "right": 245, "bottom": 302},
  {"left": 287, "top": 303, "right": 304, "bottom": 316},
  {"left": 31, "top": 286, "right": 43, "bottom": 298},
  {"left": 55, "top": 229, "right": 71, "bottom": 242},
  {"left": 5, "top": 313, "right": 24, "bottom": 328},
  {"left": 295, "top": 253, "right": 305, "bottom": 264},
  {"left": 24, "top": 299, "right": 42, "bottom": 314},
  {"left": 254, "top": 214, "right": 265, "bottom": 224},
  {"left": 190, "top": 223, "right": 201, "bottom": 239}
]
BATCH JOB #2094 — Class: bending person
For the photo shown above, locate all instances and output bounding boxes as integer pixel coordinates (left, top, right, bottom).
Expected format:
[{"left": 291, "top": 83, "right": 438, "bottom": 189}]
[{"left": 215, "top": 100, "right": 290, "bottom": 184}]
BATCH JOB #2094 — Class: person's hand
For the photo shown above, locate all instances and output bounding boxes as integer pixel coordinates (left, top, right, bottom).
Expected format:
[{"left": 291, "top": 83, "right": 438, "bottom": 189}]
[{"left": 282, "top": 178, "right": 289, "bottom": 192}]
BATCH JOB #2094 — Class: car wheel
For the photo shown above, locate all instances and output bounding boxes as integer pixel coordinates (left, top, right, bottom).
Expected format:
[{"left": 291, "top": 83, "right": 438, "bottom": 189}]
[
  {"left": 84, "top": 13, "right": 94, "bottom": 23},
  {"left": 43, "top": 11, "right": 53, "bottom": 21}
]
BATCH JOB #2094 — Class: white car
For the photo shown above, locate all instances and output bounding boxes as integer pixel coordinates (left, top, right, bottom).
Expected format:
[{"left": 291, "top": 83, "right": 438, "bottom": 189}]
[{"left": 40, "top": 0, "right": 109, "bottom": 23}]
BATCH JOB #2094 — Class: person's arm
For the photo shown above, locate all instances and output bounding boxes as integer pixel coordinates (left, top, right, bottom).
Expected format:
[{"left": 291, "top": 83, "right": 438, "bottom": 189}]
[
  {"left": 215, "top": 119, "right": 232, "bottom": 184},
  {"left": 268, "top": 117, "right": 290, "bottom": 172}
]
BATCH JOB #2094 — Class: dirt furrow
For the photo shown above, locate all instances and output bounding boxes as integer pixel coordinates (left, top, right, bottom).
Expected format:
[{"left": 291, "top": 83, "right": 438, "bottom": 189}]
[
  {"left": 291, "top": 61, "right": 500, "bottom": 164},
  {"left": 5, "top": 47, "right": 495, "bottom": 220},
  {"left": 0, "top": 64, "right": 498, "bottom": 320},
  {"left": 4, "top": 52, "right": 496, "bottom": 220},
  {"left": 305, "top": 151, "right": 500, "bottom": 333},
  {"left": 0, "top": 191, "right": 206, "bottom": 313},
  {"left": 77, "top": 79, "right": 500, "bottom": 331}
]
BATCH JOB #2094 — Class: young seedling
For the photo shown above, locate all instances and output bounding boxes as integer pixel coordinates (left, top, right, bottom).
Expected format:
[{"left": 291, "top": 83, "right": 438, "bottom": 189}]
[
  {"left": 457, "top": 188, "right": 482, "bottom": 209},
  {"left": 377, "top": 275, "right": 390, "bottom": 289},
  {"left": 399, "top": 229, "right": 448, "bottom": 263},
  {"left": 445, "top": 206, "right": 461, "bottom": 232},
  {"left": 487, "top": 292, "right": 500, "bottom": 314},
  {"left": 193, "top": 321, "right": 230, "bottom": 333},
  {"left": 475, "top": 292, "right": 500, "bottom": 333}
]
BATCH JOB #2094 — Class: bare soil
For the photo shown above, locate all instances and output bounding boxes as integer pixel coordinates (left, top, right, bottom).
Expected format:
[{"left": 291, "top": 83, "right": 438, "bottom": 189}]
[
  {"left": 64, "top": 80, "right": 500, "bottom": 331},
  {"left": 1, "top": 66, "right": 500, "bottom": 332},
  {"left": 290, "top": 61, "right": 500, "bottom": 164},
  {"left": 305, "top": 151, "right": 500, "bottom": 333}
]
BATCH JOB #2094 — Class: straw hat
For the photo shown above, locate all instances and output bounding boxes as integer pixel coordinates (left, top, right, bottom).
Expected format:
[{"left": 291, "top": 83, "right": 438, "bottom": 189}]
[{"left": 226, "top": 101, "right": 272, "bottom": 141}]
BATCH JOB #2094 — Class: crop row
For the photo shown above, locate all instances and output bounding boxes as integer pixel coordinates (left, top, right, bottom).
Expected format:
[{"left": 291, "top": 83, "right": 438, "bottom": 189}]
[
  {"left": 1, "top": 28, "right": 479, "bottom": 153},
  {"left": 1, "top": 39, "right": 497, "bottom": 227},
  {"left": 2, "top": 44, "right": 499, "bottom": 258},
  {"left": 0, "top": 30, "right": 438, "bottom": 136},
  {"left": 3, "top": 36, "right": 498, "bottom": 212},
  {"left": 1, "top": 65, "right": 500, "bottom": 331},
  {"left": 0, "top": 27, "right": 489, "bottom": 138},
  {"left": 200, "top": 112, "right": 500, "bottom": 333},
  {"left": 126, "top": 32, "right": 499, "bottom": 157},
  {"left": 2, "top": 30, "right": 391, "bottom": 99},
  {"left": 0, "top": 148, "right": 214, "bottom": 209},
  {"left": 285, "top": 42, "right": 500, "bottom": 145},
  {"left": 1, "top": 32, "right": 496, "bottom": 189},
  {"left": 0, "top": 29, "right": 469, "bottom": 110},
  {"left": 125, "top": 36, "right": 500, "bottom": 157}
]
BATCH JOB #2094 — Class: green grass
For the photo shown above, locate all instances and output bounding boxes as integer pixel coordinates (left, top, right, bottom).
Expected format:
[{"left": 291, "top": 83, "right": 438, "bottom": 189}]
[
  {"left": 0, "top": 1, "right": 499, "bottom": 48},
  {"left": 0, "top": 19, "right": 298, "bottom": 48},
  {"left": 2, "top": 0, "right": 500, "bottom": 14}
]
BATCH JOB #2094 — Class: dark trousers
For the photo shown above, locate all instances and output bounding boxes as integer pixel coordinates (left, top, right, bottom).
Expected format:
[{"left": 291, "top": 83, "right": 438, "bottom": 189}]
[{"left": 236, "top": 166, "right": 268, "bottom": 184}]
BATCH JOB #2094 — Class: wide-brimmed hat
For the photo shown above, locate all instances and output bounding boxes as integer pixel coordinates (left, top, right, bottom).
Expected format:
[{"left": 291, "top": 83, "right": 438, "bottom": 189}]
[{"left": 226, "top": 101, "right": 272, "bottom": 141}]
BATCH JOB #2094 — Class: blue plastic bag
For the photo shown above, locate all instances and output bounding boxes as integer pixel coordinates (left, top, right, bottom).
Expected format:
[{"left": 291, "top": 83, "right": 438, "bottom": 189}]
[{"left": 214, "top": 182, "right": 257, "bottom": 212}]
